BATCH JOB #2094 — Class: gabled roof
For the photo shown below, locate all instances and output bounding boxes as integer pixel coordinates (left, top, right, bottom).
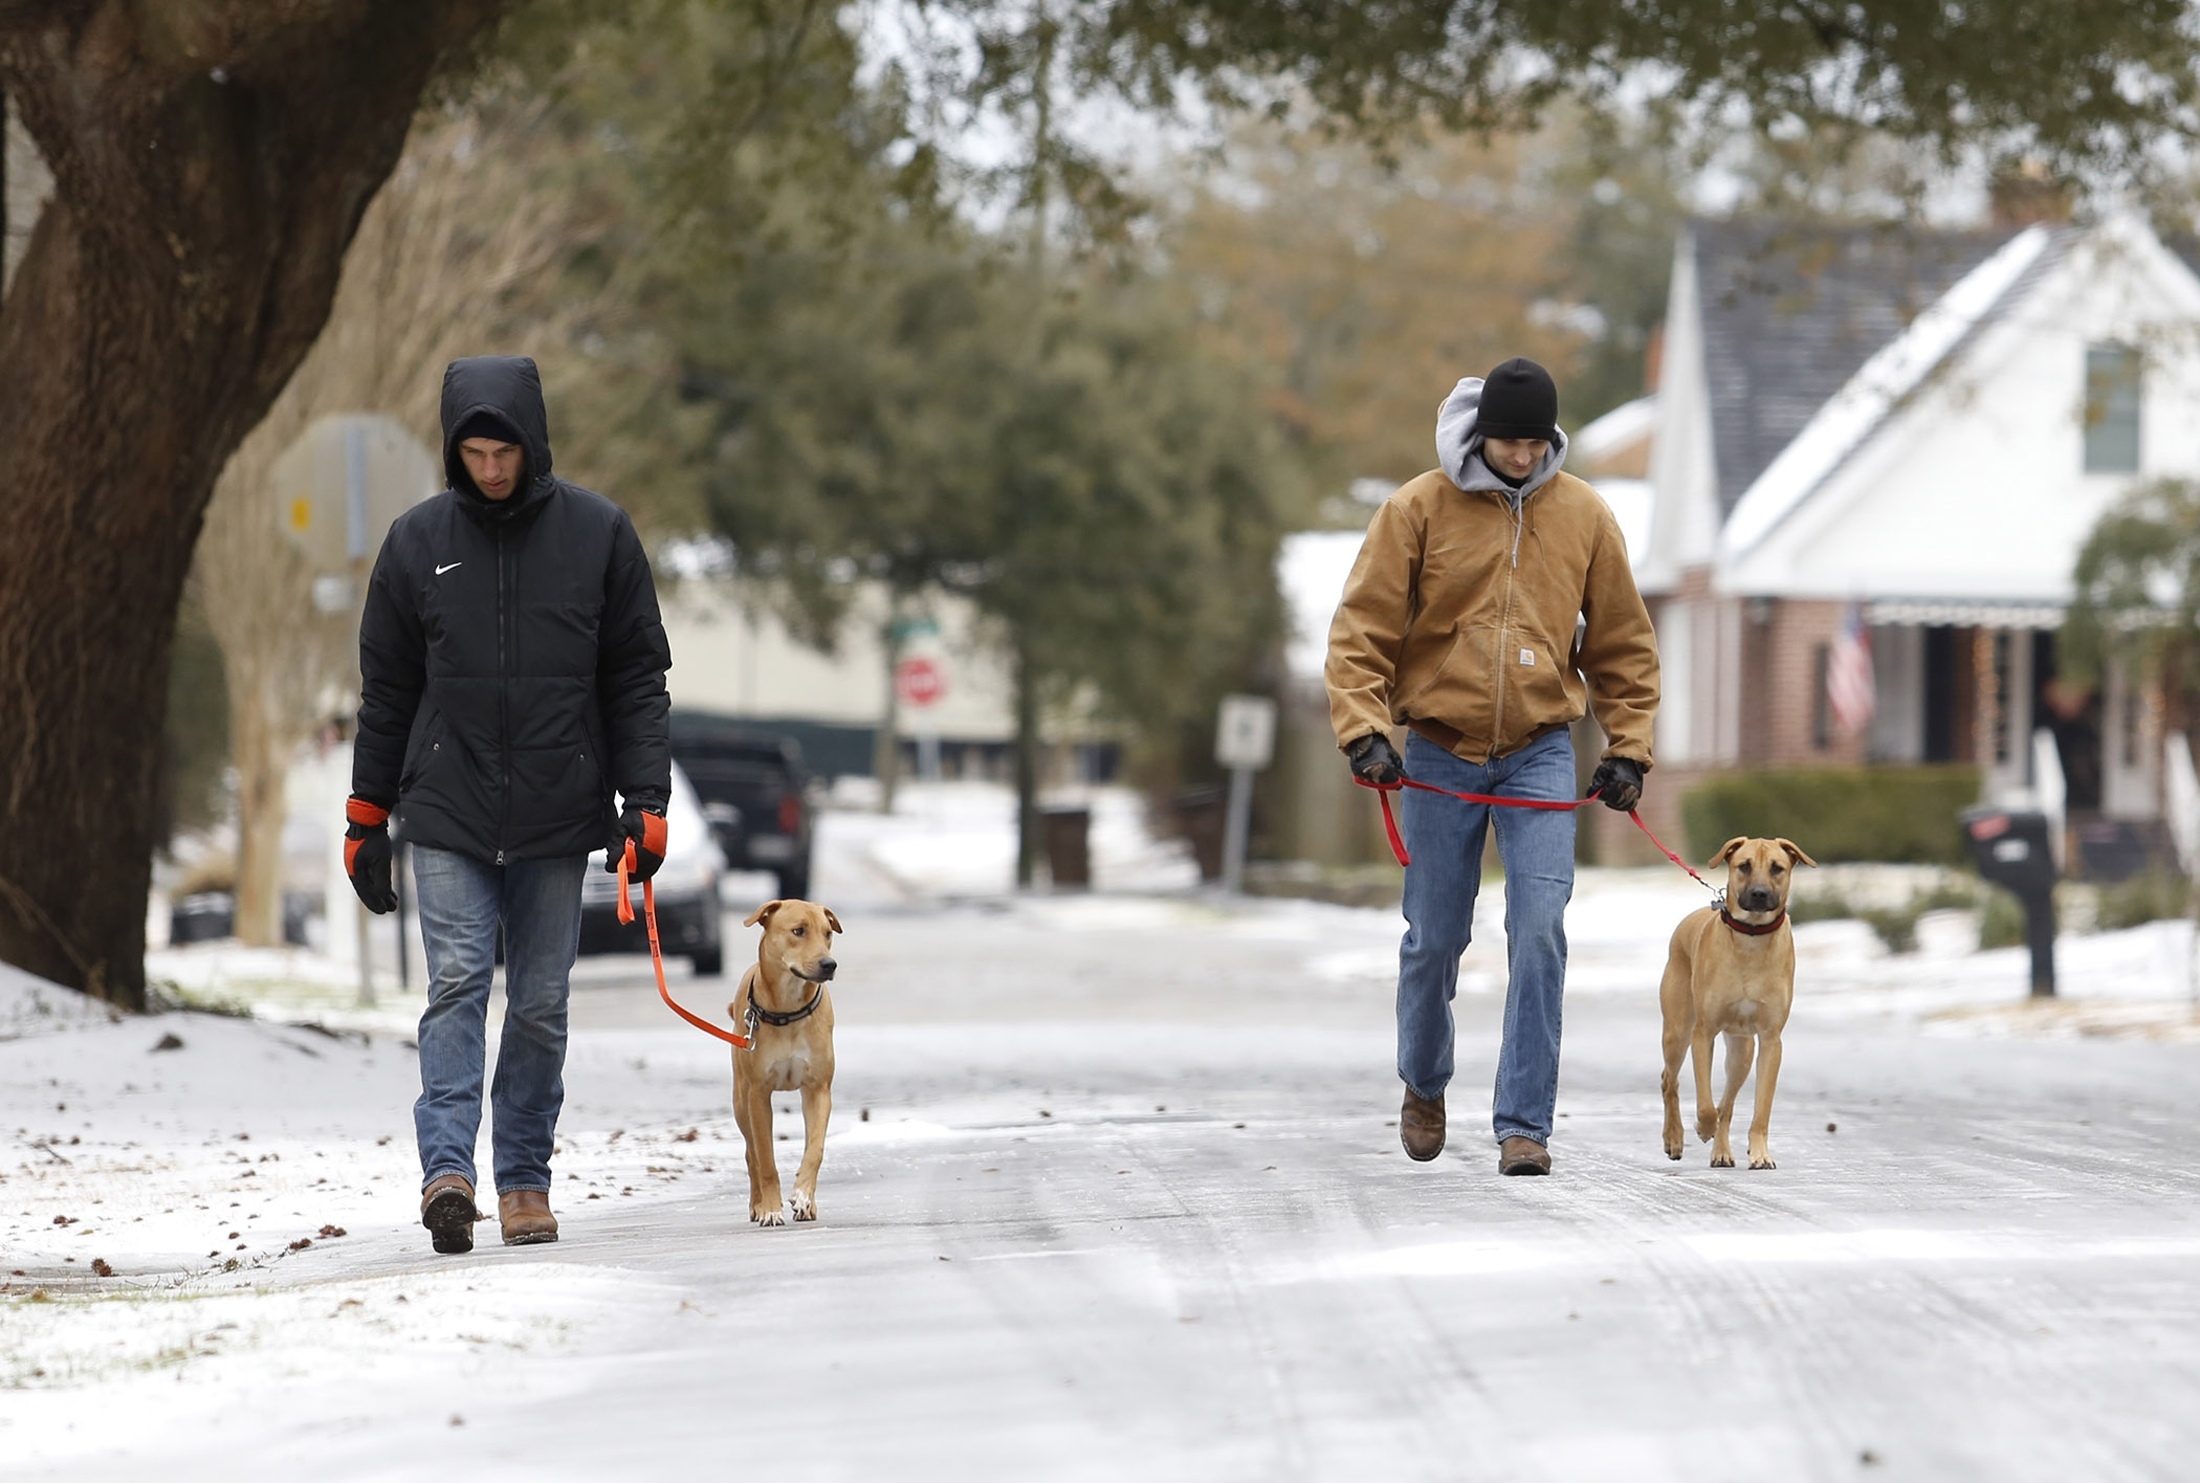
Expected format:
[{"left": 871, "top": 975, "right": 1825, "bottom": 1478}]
[
  {"left": 1694, "top": 220, "right": 2028, "bottom": 517},
  {"left": 1721, "top": 224, "right": 2065, "bottom": 560}
]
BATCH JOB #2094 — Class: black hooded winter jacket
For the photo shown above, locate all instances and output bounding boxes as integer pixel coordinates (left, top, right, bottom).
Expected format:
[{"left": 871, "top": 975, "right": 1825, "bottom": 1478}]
[{"left": 352, "top": 356, "right": 673, "bottom": 863}]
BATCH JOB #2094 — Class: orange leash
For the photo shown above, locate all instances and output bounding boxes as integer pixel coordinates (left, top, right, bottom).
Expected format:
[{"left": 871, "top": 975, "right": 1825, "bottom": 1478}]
[
  {"left": 617, "top": 840, "right": 754, "bottom": 1050},
  {"left": 1356, "top": 776, "right": 1718, "bottom": 896}
]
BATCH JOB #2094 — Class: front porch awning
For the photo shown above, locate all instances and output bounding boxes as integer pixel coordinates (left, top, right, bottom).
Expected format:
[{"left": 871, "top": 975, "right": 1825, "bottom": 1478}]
[{"left": 1864, "top": 598, "right": 2063, "bottom": 630}]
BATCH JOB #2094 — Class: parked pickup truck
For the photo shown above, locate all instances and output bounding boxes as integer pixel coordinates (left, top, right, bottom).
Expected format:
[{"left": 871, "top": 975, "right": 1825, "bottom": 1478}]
[{"left": 667, "top": 712, "right": 815, "bottom": 901}]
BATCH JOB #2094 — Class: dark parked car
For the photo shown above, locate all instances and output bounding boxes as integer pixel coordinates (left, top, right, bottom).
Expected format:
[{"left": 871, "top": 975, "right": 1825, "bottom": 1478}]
[
  {"left": 578, "top": 760, "right": 726, "bottom": 976},
  {"left": 668, "top": 712, "right": 815, "bottom": 900}
]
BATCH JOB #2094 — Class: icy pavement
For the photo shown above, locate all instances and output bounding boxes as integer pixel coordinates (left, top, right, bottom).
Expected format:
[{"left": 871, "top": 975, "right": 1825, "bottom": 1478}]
[{"left": 8, "top": 846, "right": 2200, "bottom": 1478}]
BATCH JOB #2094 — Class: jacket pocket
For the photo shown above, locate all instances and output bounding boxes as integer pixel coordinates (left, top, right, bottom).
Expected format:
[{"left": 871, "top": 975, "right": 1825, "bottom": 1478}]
[
  {"left": 511, "top": 740, "right": 606, "bottom": 835},
  {"left": 1503, "top": 633, "right": 1587, "bottom": 742},
  {"left": 1395, "top": 621, "right": 1467, "bottom": 717},
  {"left": 400, "top": 707, "right": 447, "bottom": 793}
]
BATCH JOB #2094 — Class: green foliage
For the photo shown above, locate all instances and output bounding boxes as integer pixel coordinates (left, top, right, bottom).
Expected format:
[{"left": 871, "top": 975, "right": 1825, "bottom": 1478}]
[
  {"left": 1080, "top": 0, "right": 2199, "bottom": 177},
  {"left": 1859, "top": 903, "right": 1921, "bottom": 955},
  {"left": 1978, "top": 885, "right": 2028, "bottom": 949},
  {"left": 1680, "top": 766, "right": 1981, "bottom": 866},
  {"left": 692, "top": 240, "right": 1303, "bottom": 752},
  {"left": 2093, "top": 869, "right": 2192, "bottom": 933},
  {"left": 1786, "top": 891, "right": 1857, "bottom": 925},
  {"left": 2060, "top": 476, "right": 2200, "bottom": 717}
]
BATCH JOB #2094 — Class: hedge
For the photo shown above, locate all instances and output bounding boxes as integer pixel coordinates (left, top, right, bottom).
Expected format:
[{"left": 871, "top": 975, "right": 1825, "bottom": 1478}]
[{"left": 1679, "top": 765, "right": 1982, "bottom": 866}]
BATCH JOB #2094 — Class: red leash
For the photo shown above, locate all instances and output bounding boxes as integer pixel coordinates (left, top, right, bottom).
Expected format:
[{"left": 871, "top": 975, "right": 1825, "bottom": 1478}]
[
  {"left": 617, "top": 840, "right": 754, "bottom": 1050},
  {"left": 1356, "top": 776, "right": 1718, "bottom": 895}
]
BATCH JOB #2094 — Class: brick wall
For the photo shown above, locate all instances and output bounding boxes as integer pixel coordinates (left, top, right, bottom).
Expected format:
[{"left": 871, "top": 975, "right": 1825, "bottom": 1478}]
[{"left": 1754, "top": 598, "right": 1866, "bottom": 768}]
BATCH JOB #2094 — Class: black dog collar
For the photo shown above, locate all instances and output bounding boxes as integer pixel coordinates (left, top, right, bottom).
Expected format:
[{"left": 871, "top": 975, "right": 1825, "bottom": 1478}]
[
  {"left": 1719, "top": 908, "right": 1787, "bottom": 937},
  {"left": 751, "top": 985, "right": 825, "bottom": 1026}
]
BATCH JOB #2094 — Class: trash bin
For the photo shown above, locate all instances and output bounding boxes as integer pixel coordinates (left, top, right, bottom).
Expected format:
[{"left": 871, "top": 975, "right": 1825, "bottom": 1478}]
[
  {"left": 1961, "top": 806, "right": 2057, "bottom": 997},
  {"left": 1175, "top": 787, "right": 1227, "bottom": 882},
  {"left": 1042, "top": 805, "right": 1091, "bottom": 889}
]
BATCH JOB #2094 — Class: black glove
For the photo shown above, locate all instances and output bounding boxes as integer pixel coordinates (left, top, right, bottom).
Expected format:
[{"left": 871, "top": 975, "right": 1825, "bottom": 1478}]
[
  {"left": 343, "top": 798, "right": 398, "bottom": 914},
  {"left": 608, "top": 807, "right": 669, "bottom": 882},
  {"left": 1587, "top": 757, "right": 1644, "bottom": 812},
  {"left": 1346, "top": 732, "right": 1405, "bottom": 786}
]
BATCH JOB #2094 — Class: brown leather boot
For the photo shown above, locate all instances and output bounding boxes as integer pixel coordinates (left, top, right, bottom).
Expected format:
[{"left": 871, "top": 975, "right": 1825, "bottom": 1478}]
[
  {"left": 420, "top": 1173, "right": 480, "bottom": 1254},
  {"left": 1499, "top": 1136, "right": 1551, "bottom": 1176},
  {"left": 1400, "top": 1089, "right": 1446, "bottom": 1161},
  {"left": 499, "top": 1189, "right": 560, "bottom": 1246}
]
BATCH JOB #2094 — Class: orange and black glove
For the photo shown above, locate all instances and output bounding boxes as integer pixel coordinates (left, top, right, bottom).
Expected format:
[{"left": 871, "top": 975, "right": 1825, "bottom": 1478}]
[
  {"left": 344, "top": 798, "right": 399, "bottom": 914},
  {"left": 608, "top": 807, "right": 668, "bottom": 883}
]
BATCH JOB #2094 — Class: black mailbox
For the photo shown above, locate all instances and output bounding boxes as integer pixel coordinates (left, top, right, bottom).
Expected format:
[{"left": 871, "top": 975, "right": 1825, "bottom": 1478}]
[{"left": 1960, "top": 806, "right": 2057, "bottom": 997}]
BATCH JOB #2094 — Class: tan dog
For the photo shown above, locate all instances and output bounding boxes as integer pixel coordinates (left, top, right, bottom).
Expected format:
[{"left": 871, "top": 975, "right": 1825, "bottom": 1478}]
[
  {"left": 1659, "top": 837, "right": 1816, "bottom": 1170},
  {"left": 729, "top": 899, "right": 840, "bottom": 1226}
]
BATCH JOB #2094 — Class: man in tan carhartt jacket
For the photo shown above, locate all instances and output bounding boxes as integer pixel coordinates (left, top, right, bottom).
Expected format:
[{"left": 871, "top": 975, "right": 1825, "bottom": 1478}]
[{"left": 1326, "top": 357, "right": 1659, "bottom": 1175}]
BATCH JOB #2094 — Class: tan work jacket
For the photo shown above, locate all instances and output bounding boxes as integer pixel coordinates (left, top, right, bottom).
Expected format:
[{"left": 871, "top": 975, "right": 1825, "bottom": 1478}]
[{"left": 1326, "top": 467, "right": 1659, "bottom": 767}]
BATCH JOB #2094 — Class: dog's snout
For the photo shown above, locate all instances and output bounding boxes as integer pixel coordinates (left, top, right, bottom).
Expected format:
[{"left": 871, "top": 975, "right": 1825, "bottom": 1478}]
[
  {"left": 1740, "top": 886, "right": 1780, "bottom": 911},
  {"left": 816, "top": 957, "right": 837, "bottom": 981}
]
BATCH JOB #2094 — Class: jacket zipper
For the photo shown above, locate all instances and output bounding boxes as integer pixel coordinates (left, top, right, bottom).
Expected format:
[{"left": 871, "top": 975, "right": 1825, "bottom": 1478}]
[
  {"left": 496, "top": 525, "right": 510, "bottom": 865},
  {"left": 1488, "top": 491, "right": 1524, "bottom": 760}
]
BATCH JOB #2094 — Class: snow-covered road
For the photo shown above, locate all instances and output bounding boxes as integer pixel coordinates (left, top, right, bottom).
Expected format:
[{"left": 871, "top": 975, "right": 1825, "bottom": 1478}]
[{"left": 8, "top": 855, "right": 2200, "bottom": 1480}]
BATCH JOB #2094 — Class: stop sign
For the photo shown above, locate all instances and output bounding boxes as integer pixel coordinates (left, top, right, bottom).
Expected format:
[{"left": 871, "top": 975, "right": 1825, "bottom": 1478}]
[{"left": 895, "top": 657, "right": 946, "bottom": 707}]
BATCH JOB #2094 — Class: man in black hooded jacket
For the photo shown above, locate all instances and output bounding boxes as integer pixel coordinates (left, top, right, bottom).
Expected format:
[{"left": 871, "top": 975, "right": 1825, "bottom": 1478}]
[{"left": 343, "top": 355, "right": 672, "bottom": 1255}]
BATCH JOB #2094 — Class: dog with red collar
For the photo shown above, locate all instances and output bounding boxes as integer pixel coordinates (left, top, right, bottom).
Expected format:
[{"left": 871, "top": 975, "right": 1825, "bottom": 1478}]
[{"left": 1658, "top": 835, "right": 1817, "bottom": 1170}]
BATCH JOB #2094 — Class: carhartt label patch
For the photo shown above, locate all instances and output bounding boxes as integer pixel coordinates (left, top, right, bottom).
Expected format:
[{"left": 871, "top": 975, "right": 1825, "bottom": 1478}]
[{"left": 1519, "top": 648, "right": 1536, "bottom": 666}]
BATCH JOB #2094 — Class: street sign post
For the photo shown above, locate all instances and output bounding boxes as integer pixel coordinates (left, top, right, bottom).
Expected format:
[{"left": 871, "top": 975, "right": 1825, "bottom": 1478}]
[
  {"left": 891, "top": 624, "right": 949, "bottom": 782},
  {"left": 1214, "top": 695, "right": 1277, "bottom": 895}
]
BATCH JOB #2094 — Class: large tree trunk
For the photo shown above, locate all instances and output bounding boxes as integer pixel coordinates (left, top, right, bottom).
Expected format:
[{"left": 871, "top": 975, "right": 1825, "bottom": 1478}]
[{"left": 0, "top": 2, "right": 503, "bottom": 1007}]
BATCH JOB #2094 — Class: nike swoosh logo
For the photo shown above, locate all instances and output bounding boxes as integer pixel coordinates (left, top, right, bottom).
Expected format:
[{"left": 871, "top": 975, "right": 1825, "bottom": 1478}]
[{"left": 435, "top": 562, "right": 462, "bottom": 575}]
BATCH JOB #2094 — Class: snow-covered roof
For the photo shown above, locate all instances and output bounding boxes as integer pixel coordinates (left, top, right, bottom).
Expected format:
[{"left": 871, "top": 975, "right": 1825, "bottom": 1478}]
[
  {"left": 1573, "top": 395, "right": 1656, "bottom": 467},
  {"left": 1720, "top": 225, "right": 2056, "bottom": 561},
  {"left": 1693, "top": 219, "right": 2031, "bottom": 519}
]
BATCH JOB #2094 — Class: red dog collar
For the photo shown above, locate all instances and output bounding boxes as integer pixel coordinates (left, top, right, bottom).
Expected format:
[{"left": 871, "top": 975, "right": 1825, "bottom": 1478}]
[{"left": 1719, "top": 908, "right": 1786, "bottom": 936}]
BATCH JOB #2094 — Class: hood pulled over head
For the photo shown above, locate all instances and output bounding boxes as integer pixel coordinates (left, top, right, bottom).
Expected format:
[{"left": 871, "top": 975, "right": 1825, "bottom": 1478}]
[
  {"left": 1435, "top": 376, "right": 1568, "bottom": 498},
  {"left": 440, "top": 356, "right": 554, "bottom": 507}
]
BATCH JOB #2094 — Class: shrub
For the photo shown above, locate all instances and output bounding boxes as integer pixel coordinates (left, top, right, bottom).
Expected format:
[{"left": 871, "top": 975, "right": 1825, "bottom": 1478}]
[
  {"left": 1978, "top": 885, "right": 2028, "bottom": 948},
  {"left": 2094, "top": 870, "right": 2192, "bottom": 932},
  {"left": 1680, "top": 766, "right": 1981, "bottom": 866},
  {"left": 1787, "top": 891, "right": 1857, "bottom": 924},
  {"left": 1859, "top": 903, "right": 1921, "bottom": 954}
]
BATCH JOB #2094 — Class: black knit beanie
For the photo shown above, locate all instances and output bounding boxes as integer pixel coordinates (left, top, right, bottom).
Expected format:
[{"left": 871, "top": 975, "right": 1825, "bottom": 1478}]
[
  {"left": 1478, "top": 358, "right": 1559, "bottom": 442},
  {"left": 452, "top": 409, "right": 524, "bottom": 448}
]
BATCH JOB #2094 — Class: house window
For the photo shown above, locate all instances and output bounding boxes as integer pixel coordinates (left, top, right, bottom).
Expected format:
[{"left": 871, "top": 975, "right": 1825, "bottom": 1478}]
[
  {"left": 2083, "top": 343, "right": 2142, "bottom": 473},
  {"left": 1811, "top": 643, "right": 1832, "bottom": 751}
]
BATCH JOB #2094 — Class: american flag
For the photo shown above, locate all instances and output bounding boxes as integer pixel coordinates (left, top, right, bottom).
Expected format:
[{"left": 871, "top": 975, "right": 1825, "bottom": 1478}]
[{"left": 1827, "top": 603, "right": 1876, "bottom": 738}]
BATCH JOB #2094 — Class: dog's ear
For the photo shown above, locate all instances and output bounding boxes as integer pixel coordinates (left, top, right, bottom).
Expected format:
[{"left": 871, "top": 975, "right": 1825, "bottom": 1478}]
[
  {"left": 1709, "top": 836, "right": 1750, "bottom": 868},
  {"left": 1775, "top": 838, "right": 1818, "bottom": 868},
  {"left": 823, "top": 908, "right": 843, "bottom": 934},
  {"left": 743, "top": 900, "right": 784, "bottom": 928}
]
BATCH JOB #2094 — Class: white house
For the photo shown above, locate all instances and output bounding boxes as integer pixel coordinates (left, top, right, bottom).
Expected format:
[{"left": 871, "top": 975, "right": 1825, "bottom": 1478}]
[{"left": 1641, "top": 213, "right": 2200, "bottom": 868}]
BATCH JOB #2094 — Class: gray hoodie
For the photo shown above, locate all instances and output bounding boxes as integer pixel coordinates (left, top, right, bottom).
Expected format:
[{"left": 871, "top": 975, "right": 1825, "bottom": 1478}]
[{"left": 1435, "top": 375, "right": 1568, "bottom": 498}]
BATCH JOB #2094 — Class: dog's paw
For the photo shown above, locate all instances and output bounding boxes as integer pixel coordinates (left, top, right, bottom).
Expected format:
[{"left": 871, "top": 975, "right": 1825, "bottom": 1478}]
[
  {"left": 1749, "top": 1156, "right": 1776, "bottom": 1171},
  {"left": 1664, "top": 1144, "right": 1683, "bottom": 1162},
  {"left": 1695, "top": 1114, "right": 1717, "bottom": 1141},
  {"left": 1709, "top": 1152, "right": 1735, "bottom": 1169},
  {"left": 753, "top": 1206, "right": 788, "bottom": 1227},
  {"left": 790, "top": 1191, "right": 816, "bottom": 1222}
]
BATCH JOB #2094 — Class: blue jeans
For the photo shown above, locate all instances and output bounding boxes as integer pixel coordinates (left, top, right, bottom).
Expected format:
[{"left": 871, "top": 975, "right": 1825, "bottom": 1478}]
[
  {"left": 1396, "top": 728, "right": 1576, "bottom": 1146},
  {"left": 410, "top": 846, "right": 589, "bottom": 1195}
]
